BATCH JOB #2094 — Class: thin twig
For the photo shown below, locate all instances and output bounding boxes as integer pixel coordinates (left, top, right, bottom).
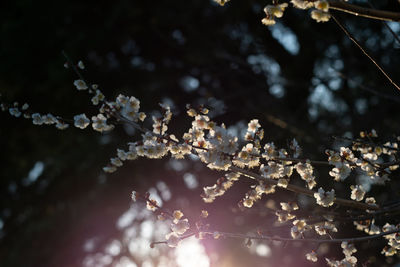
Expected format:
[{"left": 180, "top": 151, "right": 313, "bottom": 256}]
[
  {"left": 366, "top": 1, "right": 400, "bottom": 45},
  {"left": 328, "top": 1, "right": 400, "bottom": 22},
  {"left": 150, "top": 232, "right": 197, "bottom": 247},
  {"left": 334, "top": 70, "right": 400, "bottom": 103},
  {"left": 331, "top": 14, "right": 400, "bottom": 93}
]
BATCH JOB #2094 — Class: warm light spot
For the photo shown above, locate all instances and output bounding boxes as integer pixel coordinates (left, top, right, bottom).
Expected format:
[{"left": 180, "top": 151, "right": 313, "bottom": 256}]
[
  {"left": 255, "top": 244, "right": 271, "bottom": 257},
  {"left": 115, "top": 256, "right": 137, "bottom": 267},
  {"left": 175, "top": 237, "right": 210, "bottom": 267}
]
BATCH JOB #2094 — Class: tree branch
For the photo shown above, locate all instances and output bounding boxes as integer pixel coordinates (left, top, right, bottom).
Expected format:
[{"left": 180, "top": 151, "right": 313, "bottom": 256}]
[
  {"left": 229, "top": 166, "right": 380, "bottom": 211},
  {"left": 328, "top": 1, "right": 400, "bottom": 22},
  {"left": 151, "top": 228, "right": 400, "bottom": 246},
  {"left": 331, "top": 14, "right": 400, "bottom": 93},
  {"left": 201, "top": 228, "right": 400, "bottom": 244}
]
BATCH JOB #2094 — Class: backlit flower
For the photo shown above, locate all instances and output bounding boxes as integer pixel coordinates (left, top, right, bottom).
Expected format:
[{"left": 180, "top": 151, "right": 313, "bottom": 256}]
[
  {"left": 350, "top": 185, "right": 365, "bottom": 201},
  {"left": 314, "top": 187, "right": 335, "bottom": 207},
  {"left": 74, "top": 79, "right": 88, "bottom": 90},
  {"left": 306, "top": 251, "right": 318, "bottom": 262},
  {"left": 311, "top": 10, "right": 331, "bottom": 22},
  {"left": 74, "top": 114, "right": 90, "bottom": 129}
]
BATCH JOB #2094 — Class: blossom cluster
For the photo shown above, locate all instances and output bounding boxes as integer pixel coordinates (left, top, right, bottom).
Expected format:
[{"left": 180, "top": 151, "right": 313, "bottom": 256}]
[
  {"left": 2, "top": 101, "right": 71, "bottom": 130},
  {"left": 165, "top": 210, "right": 191, "bottom": 247},
  {"left": 325, "top": 132, "right": 399, "bottom": 186},
  {"left": 381, "top": 223, "right": 400, "bottom": 256},
  {"left": 305, "top": 241, "right": 357, "bottom": 265},
  {"left": 260, "top": 0, "right": 331, "bottom": 26},
  {"left": 3, "top": 58, "right": 400, "bottom": 267},
  {"left": 262, "top": 3, "right": 288, "bottom": 26},
  {"left": 325, "top": 241, "right": 357, "bottom": 266}
]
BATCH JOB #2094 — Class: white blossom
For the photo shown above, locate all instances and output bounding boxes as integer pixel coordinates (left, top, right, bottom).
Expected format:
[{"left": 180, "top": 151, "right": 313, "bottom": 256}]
[
  {"left": 131, "top": 191, "right": 137, "bottom": 202},
  {"left": 31, "top": 113, "right": 44, "bottom": 125},
  {"left": 275, "top": 210, "right": 295, "bottom": 222},
  {"left": 262, "top": 17, "right": 276, "bottom": 26},
  {"left": 291, "top": 219, "right": 310, "bottom": 239},
  {"left": 262, "top": 142, "right": 276, "bottom": 160},
  {"left": 138, "top": 112, "right": 146, "bottom": 121},
  {"left": 280, "top": 202, "right": 299, "bottom": 212},
  {"left": 74, "top": 79, "right": 88, "bottom": 90},
  {"left": 291, "top": 0, "right": 314, "bottom": 9},
  {"left": 77, "top": 60, "right": 85, "bottom": 69},
  {"left": 350, "top": 185, "right": 365, "bottom": 201},
  {"left": 277, "top": 178, "right": 289, "bottom": 188},
  {"left": 42, "top": 113, "right": 57, "bottom": 124},
  {"left": 166, "top": 232, "right": 181, "bottom": 247},
  {"left": 55, "top": 121, "right": 69, "bottom": 130},
  {"left": 171, "top": 218, "right": 190, "bottom": 235},
  {"left": 260, "top": 162, "right": 284, "bottom": 179},
  {"left": 73, "top": 114, "right": 90, "bottom": 129},
  {"left": 315, "top": 221, "right": 337, "bottom": 235},
  {"left": 92, "top": 114, "right": 114, "bottom": 132},
  {"left": 232, "top": 143, "right": 260, "bottom": 168},
  {"left": 295, "top": 162, "right": 316, "bottom": 189},
  {"left": 326, "top": 256, "right": 357, "bottom": 267},
  {"left": 329, "top": 164, "right": 351, "bottom": 181},
  {"left": 213, "top": 0, "right": 230, "bottom": 6},
  {"left": 314, "top": 0, "right": 329, "bottom": 12},
  {"left": 243, "top": 198, "right": 254, "bottom": 208},
  {"left": 103, "top": 166, "right": 117, "bottom": 173},
  {"left": 21, "top": 103, "right": 29, "bottom": 110},
  {"left": 173, "top": 210, "right": 184, "bottom": 222},
  {"left": 9, "top": 107, "right": 21, "bottom": 117},
  {"left": 382, "top": 246, "right": 397, "bottom": 256},
  {"left": 311, "top": 10, "right": 331, "bottom": 22},
  {"left": 110, "top": 157, "right": 123, "bottom": 167},
  {"left": 314, "top": 187, "right": 335, "bottom": 207},
  {"left": 264, "top": 3, "right": 288, "bottom": 19},
  {"left": 146, "top": 200, "right": 158, "bottom": 211},
  {"left": 290, "top": 138, "right": 302, "bottom": 158},
  {"left": 306, "top": 251, "right": 318, "bottom": 262},
  {"left": 91, "top": 90, "right": 105, "bottom": 105}
]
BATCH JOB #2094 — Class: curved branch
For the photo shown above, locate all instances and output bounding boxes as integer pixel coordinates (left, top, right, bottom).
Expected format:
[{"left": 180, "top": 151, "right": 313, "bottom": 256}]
[
  {"left": 151, "top": 229, "right": 400, "bottom": 246},
  {"left": 201, "top": 228, "right": 400, "bottom": 243},
  {"left": 328, "top": 1, "right": 400, "bottom": 22}
]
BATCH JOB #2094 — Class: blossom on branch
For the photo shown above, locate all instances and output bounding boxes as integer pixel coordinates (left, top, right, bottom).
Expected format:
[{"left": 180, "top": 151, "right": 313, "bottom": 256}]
[
  {"left": 314, "top": 187, "right": 335, "bottom": 207},
  {"left": 291, "top": 0, "right": 314, "bottom": 9},
  {"left": 73, "top": 79, "right": 88, "bottom": 90},
  {"left": 306, "top": 251, "right": 318, "bottom": 262},
  {"left": 91, "top": 114, "right": 114, "bottom": 132},
  {"left": 73, "top": 113, "right": 90, "bottom": 129},
  {"left": 350, "top": 185, "right": 366, "bottom": 201},
  {"left": 165, "top": 232, "right": 181, "bottom": 248},
  {"left": 311, "top": 10, "right": 331, "bottom": 23}
]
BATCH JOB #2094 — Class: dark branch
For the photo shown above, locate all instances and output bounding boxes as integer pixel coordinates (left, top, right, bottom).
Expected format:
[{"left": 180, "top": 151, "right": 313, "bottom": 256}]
[{"left": 329, "top": 1, "right": 400, "bottom": 22}]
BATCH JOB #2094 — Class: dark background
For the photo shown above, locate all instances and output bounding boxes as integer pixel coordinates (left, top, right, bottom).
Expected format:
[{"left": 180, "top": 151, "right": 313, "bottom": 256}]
[{"left": 1, "top": 0, "right": 400, "bottom": 266}]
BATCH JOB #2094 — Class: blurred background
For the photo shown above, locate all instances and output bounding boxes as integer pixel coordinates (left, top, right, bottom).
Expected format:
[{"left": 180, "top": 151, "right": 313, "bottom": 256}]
[{"left": 1, "top": 0, "right": 400, "bottom": 266}]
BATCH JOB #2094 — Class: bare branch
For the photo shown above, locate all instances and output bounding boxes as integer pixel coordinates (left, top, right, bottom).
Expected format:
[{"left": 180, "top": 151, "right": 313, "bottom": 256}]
[
  {"left": 329, "top": 1, "right": 400, "bottom": 22},
  {"left": 331, "top": 14, "right": 400, "bottom": 93}
]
